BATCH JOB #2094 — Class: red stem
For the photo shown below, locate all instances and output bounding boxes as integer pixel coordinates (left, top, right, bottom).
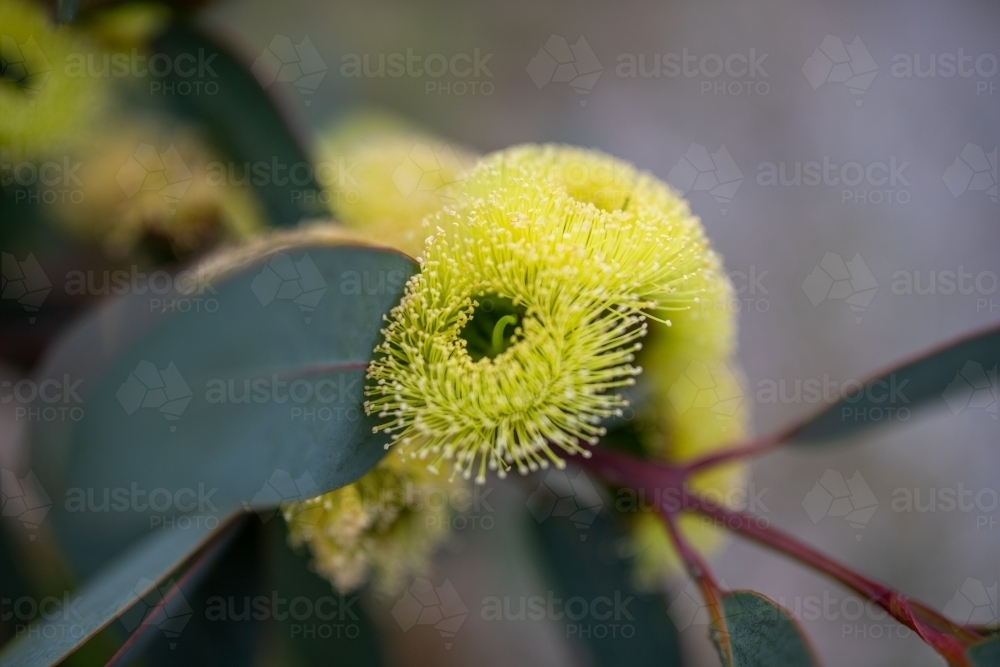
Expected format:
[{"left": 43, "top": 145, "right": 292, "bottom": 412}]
[
  {"left": 580, "top": 447, "right": 977, "bottom": 665},
  {"left": 659, "top": 509, "right": 733, "bottom": 663},
  {"left": 682, "top": 423, "right": 796, "bottom": 474}
]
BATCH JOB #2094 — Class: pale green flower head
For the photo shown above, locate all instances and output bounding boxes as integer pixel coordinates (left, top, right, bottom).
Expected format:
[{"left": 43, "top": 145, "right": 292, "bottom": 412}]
[
  {"left": 365, "top": 145, "right": 736, "bottom": 484},
  {"left": 283, "top": 449, "right": 457, "bottom": 595},
  {"left": 316, "top": 111, "right": 477, "bottom": 257},
  {"left": 1, "top": 0, "right": 105, "bottom": 153}
]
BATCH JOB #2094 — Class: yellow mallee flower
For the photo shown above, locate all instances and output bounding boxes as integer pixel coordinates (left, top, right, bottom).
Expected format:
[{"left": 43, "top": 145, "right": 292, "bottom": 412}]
[
  {"left": 1, "top": 0, "right": 105, "bottom": 153},
  {"left": 281, "top": 140, "right": 745, "bottom": 592},
  {"left": 283, "top": 449, "right": 456, "bottom": 595},
  {"left": 361, "top": 143, "right": 748, "bottom": 587},
  {"left": 365, "top": 145, "right": 742, "bottom": 484}
]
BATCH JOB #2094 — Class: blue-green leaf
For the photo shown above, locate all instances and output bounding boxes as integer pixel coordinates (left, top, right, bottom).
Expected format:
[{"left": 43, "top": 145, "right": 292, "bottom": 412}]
[
  {"left": 151, "top": 21, "right": 327, "bottom": 226},
  {"left": 715, "top": 591, "right": 818, "bottom": 667},
  {"left": 968, "top": 636, "right": 1000, "bottom": 666},
  {"left": 0, "top": 514, "right": 244, "bottom": 667},
  {"left": 792, "top": 324, "right": 1000, "bottom": 444},
  {"left": 29, "top": 242, "right": 416, "bottom": 577}
]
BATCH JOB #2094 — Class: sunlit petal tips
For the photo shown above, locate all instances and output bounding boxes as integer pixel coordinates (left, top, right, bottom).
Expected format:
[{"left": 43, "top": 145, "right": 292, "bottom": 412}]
[{"left": 365, "top": 145, "right": 729, "bottom": 483}]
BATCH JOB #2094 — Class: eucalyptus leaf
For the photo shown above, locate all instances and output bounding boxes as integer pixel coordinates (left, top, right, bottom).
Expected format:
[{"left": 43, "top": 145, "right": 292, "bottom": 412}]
[
  {"left": 129, "top": 520, "right": 262, "bottom": 667},
  {"left": 0, "top": 514, "right": 244, "bottom": 667},
  {"left": 968, "top": 636, "right": 1000, "bottom": 667},
  {"left": 714, "top": 591, "right": 818, "bottom": 667},
  {"left": 791, "top": 324, "right": 1000, "bottom": 444},
  {"left": 55, "top": 0, "right": 82, "bottom": 23},
  {"left": 123, "top": 517, "right": 384, "bottom": 666},
  {"left": 28, "top": 243, "right": 416, "bottom": 577},
  {"left": 151, "top": 22, "right": 326, "bottom": 226}
]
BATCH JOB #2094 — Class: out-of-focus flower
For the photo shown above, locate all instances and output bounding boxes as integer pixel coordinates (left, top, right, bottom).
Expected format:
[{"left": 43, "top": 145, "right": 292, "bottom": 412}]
[
  {"left": 78, "top": 3, "right": 171, "bottom": 52},
  {"left": 315, "top": 110, "right": 477, "bottom": 257},
  {"left": 50, "top": 119, "right": 263, "bottom": 260},
  {"left": 1, "top": 0, "right": 106, "bottom": 154},
  {"left": 365, "top": 145, "right": 735, "bottom": 484},
  {"left": 283, "top": 450, "right": 457, "bottom": 595},
  {"left": 627, "top": 330, "right": 748, "bottom": 588}
]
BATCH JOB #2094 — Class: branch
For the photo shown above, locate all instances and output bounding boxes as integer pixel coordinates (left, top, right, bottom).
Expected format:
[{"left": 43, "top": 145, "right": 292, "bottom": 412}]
[
  {"left": 658, "top": 506, "right": 732, "bottom": 663},
  {"left": 580, "top": 447, "right": 979, "bottom": 665}
]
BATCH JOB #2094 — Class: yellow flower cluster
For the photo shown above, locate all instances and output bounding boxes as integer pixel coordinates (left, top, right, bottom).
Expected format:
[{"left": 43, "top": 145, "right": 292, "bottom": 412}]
[
  {"left": 282, "top": 134, "right": 746, "bottom": 592},
  {"left": 0, "top": 0, "right": 105, "bottom": 154},
  {"left": 283, "top": 450, "right": 455, "bottom": 595},
  {"left": 365, "top": 145, "right": 735, "bottom": 485}
]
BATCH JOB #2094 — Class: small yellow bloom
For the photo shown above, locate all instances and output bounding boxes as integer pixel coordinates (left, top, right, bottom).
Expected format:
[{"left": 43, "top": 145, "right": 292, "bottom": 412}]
[
  {"left": 366, "top": 145, "right": 734, "bottom": 484},
  {"left": 50, "top": 120, "right": 263, "bottom": 260},
  {"left": 283, "top": 450, "right": 457, "bottom": 595},
  {"left": 1, "top": 0, "right": 105, "bottom": 153},
  {"left": 316, "top": 111, "right": 477, "bottom": 257}
]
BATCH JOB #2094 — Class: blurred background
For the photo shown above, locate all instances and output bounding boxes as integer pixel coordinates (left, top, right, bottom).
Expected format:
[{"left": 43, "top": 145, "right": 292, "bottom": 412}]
[{"left": 2, "top": 0, "right": 998, "bottom": 665}]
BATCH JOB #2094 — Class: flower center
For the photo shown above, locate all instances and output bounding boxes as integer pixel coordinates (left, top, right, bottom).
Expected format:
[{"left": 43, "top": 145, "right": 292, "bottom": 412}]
[{"left": 459, "top": 293, "right": 526, "bottom": 361}]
